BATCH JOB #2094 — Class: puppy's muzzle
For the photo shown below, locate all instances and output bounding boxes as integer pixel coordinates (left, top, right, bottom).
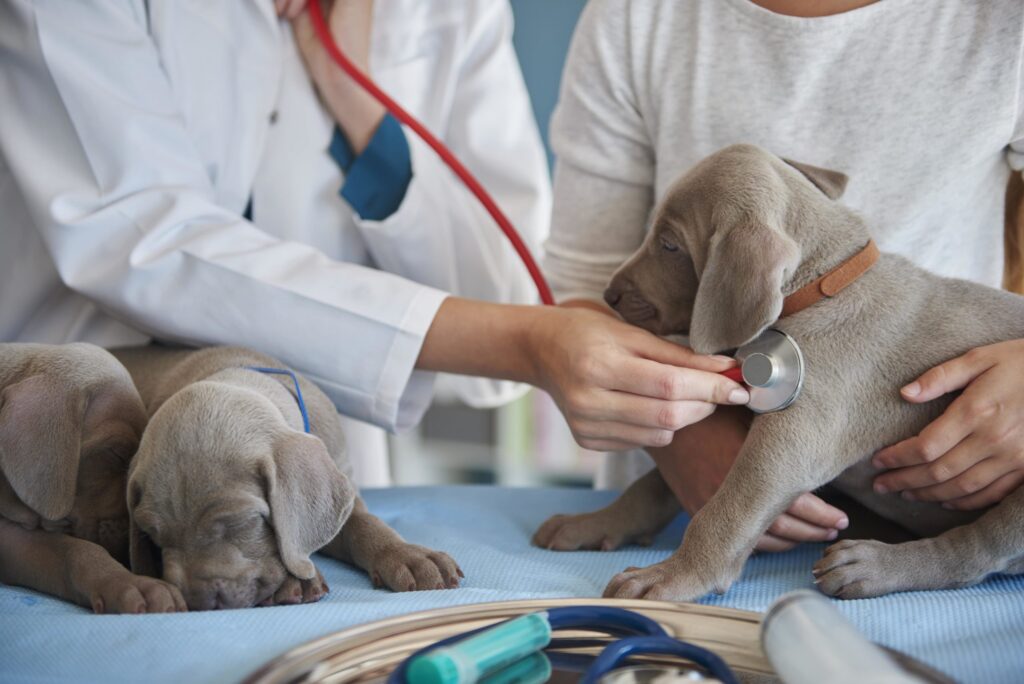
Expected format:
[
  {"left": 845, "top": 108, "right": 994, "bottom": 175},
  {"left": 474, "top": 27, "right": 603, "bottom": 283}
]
[{"left": 604, "top": 285, "right": 658, "bottom": 324}]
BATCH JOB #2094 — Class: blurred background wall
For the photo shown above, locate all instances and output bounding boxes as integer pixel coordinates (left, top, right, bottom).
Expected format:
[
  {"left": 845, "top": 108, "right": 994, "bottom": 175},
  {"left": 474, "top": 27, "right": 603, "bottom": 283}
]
[{"left": 389, "top": 0, "right": 599, "bottom": 487}]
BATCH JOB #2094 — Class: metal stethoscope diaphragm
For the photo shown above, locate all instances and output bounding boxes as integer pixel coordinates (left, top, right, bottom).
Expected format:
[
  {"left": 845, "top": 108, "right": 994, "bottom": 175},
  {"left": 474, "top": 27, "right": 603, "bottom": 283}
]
[{"left": 731, "top": 329, "right": 805, "bottom": 413}]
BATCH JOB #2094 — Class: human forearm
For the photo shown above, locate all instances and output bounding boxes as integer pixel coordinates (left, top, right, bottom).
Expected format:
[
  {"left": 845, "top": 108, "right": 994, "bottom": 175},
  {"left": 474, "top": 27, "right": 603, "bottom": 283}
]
[
  {"left": 416, "top": 298, "right": 539, "bottom": 382},
  {"left": 418, "top": 298, "right": 750, "bottom": 450},
  {"left": 292, "top": 0, "right": 384, "bottom": 155}
]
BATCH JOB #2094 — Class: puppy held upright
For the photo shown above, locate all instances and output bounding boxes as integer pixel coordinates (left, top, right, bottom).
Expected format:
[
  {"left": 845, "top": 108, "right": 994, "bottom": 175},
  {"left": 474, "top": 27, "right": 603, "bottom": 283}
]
[{"left": 536, "top": 144, "right": 1024, "bottom": 601}]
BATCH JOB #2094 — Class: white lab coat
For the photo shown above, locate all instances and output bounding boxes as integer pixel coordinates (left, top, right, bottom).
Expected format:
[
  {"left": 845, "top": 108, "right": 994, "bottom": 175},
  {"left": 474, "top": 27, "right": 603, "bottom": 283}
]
[{"left": 0, "top": 0, "right": 551, "bottom": 484}]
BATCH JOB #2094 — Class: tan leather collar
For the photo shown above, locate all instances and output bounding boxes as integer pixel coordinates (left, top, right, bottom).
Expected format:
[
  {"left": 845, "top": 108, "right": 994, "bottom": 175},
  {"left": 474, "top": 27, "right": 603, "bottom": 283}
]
[{"left": 780, "top": 239, "right": 879, "bottom": 318}]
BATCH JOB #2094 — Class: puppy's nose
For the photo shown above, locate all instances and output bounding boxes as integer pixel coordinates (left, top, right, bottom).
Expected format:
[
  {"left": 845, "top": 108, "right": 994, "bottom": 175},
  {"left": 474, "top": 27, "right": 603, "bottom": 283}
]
[{"left": 603, "top": 286, "right": 623, "bottom": 308}]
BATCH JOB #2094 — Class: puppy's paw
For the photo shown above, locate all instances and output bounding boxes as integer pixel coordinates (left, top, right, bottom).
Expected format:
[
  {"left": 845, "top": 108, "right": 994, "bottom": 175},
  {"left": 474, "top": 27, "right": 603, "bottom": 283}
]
[
  {"left": 370, "top": 544, "right": 463, "bottom": 592},
  {"left": 89, "top": 573, "right": 187, "bottom": 614},
  {"left": 261, "top": 568, "right": 329, "bottom": 607},
  {"left": 602, "top": 559, "right": 718, "bottom": 602},
  {"left": 813, "top": 539, "right": 901, "bottom": 599},
  {"left": 533, "top": 512, "right": 650, "bottom": 552}
]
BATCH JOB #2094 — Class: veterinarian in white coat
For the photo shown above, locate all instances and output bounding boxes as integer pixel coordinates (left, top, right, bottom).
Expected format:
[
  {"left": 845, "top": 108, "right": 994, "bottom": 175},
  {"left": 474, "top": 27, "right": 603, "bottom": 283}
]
[{"left": 0, "top": 0, "right": 749, "bottom": 484}]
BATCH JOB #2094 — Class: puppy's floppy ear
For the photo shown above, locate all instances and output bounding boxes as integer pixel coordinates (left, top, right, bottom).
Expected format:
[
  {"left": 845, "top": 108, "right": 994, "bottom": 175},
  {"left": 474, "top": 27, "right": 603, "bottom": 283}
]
[
  {"left": 127, "top": 477, "right": 162, "bottom": 577},
  {"left": 264, "top": 431, "right": 354, "bottom": 580},
  {"left": 689, "top": 220, "right": 800, "bottom": 354},
  {"left": 0, "top": 375, "right": 84, "bottom": 520},
  {"left": 783, "top": 158, "right": 848, "bottom": 200}
]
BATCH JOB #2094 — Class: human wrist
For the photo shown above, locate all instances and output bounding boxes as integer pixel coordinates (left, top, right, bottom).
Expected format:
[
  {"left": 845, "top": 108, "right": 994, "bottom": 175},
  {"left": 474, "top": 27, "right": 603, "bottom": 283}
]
[{"left": 322, "top": 87, "right": 386, "bottom": 155}]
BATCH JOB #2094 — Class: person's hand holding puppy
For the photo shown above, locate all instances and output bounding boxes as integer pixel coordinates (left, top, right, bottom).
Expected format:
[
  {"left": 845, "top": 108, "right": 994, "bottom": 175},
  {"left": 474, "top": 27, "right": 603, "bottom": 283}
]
[{"left": 873, "top": 338, "right": 1024, "bottom": 510}]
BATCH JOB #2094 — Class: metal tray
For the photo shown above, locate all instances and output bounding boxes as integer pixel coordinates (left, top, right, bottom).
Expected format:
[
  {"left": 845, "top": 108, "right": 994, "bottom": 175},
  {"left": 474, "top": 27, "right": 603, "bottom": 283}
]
[{"left": 242, "top": 598, "right": 953, "bottom": 684}]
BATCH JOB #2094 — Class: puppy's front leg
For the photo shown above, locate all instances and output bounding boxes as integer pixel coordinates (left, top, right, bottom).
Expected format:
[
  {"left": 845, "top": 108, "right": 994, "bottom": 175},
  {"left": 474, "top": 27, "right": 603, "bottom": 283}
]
[
  {"left": 604, "top": 411, "right": 841, "bottom": 601},
  {"left": 320, "top": 498, "right": 463, "bottom": 591},
  {"left": 0, "top": 519, "right": 186, "bottom": 613}
]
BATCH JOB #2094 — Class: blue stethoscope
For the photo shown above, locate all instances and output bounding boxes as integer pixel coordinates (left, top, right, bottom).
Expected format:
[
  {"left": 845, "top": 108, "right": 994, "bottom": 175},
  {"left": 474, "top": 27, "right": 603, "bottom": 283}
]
[{"left": 387, "top": 606, "right": 739, "bottom": 684}]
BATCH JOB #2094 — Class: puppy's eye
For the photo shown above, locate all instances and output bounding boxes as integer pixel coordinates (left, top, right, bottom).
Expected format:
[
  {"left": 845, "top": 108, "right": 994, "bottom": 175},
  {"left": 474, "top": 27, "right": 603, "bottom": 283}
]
[{"left": 660, "top": 237, "right": 680, "bottom": 252}]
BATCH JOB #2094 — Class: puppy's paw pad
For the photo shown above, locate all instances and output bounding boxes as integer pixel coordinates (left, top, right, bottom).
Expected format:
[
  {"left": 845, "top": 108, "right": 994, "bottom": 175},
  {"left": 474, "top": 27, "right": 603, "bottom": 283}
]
[
  {"left": 373, "top": 544, "right": 462, "bottom": 592},
  {"left": 813, "top": 539, "right": 896, "bottom": 599},
  {"left": 602, "top": 560, "right": 711, "bottom": 602},
  {"left": 532, "top": 512, "right": 623, "bottom": 552}
]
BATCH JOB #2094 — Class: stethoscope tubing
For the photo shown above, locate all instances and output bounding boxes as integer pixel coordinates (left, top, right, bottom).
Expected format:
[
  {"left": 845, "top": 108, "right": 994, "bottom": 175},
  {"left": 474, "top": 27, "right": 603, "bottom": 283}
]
[{"left": 386, "top": 606, "right": 738, "bottom": 684}]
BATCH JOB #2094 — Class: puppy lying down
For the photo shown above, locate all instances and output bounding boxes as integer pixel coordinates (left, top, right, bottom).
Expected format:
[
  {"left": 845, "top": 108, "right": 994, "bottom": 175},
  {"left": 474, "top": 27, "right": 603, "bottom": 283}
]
[
  {"left": 535, "top": 144, "right": 1024, "bottom": 600},
  {"left": 113, "top": 345, "right": 461, "bottom": 610},
  {"left": 0, "top": 343, "right": 184, "bottom": 613}
]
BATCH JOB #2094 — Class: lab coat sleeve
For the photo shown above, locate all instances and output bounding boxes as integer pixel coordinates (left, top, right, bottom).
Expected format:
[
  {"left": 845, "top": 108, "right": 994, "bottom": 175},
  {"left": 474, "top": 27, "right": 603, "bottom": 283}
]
[
  {"left": 543, "top": 0, "right": 656, "bottom": 305},
  {"left": 349, "top": 0, "right": 552, "bottom": 409},
  {"left": 0, "top": 0, "right": 444, "bottom": 432}
]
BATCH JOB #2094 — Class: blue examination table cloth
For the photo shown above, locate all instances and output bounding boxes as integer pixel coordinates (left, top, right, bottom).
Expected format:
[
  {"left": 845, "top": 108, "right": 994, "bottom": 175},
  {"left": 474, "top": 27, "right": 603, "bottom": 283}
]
[{"left": 2, "top": 486, "right": 1022, "bottom": 683}]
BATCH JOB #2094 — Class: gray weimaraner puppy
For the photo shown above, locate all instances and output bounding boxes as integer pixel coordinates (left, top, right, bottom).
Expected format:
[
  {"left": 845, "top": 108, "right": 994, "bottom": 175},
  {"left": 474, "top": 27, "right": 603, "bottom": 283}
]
[
  {"left": 534, "top": 144, "right": 1024, "bottom": 600},
  {"left": 0, "top": 342, "right": 185, "bottom": 613},
  {"left": 112, "top": 345, "right": 462, "bottom": 610}
]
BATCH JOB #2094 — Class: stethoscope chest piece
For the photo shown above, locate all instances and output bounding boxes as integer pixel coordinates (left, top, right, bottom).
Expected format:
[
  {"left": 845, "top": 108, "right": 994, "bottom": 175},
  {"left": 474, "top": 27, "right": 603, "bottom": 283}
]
[{"left": 734, "top": 329, "right": 804, "bottom": 414}]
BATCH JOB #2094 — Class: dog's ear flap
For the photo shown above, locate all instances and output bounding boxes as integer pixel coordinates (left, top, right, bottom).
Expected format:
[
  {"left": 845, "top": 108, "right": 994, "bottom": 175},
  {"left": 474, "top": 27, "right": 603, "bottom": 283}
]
[
  {"left": 127, "top": 478, "right": 162, "bottom": 577},
  {"left": 689, "top": 221, "right": 800, "bottom": 354},
  {"left": 783, "top": 158, "right": 848, "bottom": 200},
  {"left": 0, "top": 375, "right": 84, "bottom": 521},
  {"left": 264, "top": 432, "right": 354, "bottom": 580}
]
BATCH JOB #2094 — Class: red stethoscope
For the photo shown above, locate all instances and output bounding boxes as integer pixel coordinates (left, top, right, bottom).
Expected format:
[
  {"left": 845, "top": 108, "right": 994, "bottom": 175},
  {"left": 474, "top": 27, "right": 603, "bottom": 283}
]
[{"left": 307, "top": 3, "right": 803, "bottom": 413}]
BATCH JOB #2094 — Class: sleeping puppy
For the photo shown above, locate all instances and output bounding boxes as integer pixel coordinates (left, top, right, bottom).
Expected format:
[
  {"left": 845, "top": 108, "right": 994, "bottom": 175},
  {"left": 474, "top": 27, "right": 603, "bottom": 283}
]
[
  {"left": 112, "top": 345, "right": 462, "bottom": 610},
  {"left": 0, "top": 342, "right": 185, "bottom": 613},
  {"left": 534, "top": 144, "right": 1024, "bottom": 600}
]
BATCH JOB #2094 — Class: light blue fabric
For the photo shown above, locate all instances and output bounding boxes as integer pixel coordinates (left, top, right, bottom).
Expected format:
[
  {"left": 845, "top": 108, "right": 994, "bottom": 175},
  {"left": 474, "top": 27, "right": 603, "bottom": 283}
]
[{"left": 2, "top": 486, "right": 1022, "bottom": 683}]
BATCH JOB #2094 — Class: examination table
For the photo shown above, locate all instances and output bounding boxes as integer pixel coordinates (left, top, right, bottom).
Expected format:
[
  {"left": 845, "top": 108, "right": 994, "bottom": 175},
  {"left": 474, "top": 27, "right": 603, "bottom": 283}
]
[{"left": 1, "top": 486, "right": 1022, "bottom": 683}]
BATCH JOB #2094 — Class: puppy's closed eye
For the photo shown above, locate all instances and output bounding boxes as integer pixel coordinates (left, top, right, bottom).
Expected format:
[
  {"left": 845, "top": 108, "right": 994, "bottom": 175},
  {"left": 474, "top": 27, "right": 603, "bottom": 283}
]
[
  {"left": 659, "top": 236, "right": 680, "bottom": 252},
  {"left": 210, "top": 512, "right": 265, "bottom": 539}
]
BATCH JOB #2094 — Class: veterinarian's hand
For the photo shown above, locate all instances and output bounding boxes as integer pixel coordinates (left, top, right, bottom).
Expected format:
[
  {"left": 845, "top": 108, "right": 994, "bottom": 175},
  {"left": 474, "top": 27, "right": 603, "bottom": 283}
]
[
  {"left": 291, "top": 0, "right": 386, "bottom": 154},
  {"left": 872, "top": 339, "right": 1024, "bottom": 510},
  {"left": 530, "top": 307, "right": 750, "bottom": 451},
  {"left": 649, "top": 408, "right": 849, "bottom": 552}
]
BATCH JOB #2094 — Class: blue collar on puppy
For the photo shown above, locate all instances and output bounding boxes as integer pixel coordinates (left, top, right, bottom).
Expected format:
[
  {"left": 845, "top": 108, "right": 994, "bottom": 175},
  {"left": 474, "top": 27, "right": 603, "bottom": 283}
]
[{"left": 244, "top": 367, "right": 311, "bottom": 434}]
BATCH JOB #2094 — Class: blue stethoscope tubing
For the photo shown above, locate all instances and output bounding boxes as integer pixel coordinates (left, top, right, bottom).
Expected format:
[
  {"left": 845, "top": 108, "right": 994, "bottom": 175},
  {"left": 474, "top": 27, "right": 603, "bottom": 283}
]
[{"left": 386, "top": 606, "right": 739, "bottom": 684}]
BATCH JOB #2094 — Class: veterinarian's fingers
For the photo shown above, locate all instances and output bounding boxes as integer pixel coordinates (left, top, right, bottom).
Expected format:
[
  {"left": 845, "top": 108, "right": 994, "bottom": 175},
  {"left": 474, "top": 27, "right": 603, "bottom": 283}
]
[
  {"left": 615, "top": 358, "right": 748, "bottom": 405},
  {"left": 578, "top": 439, "right": 646, "bottom": 452},
  {"left": 872, "top": 402, "right": 973, "bottom": 470},
  {"left": 767, "top": 513, "right": 838, "bottom": 543},
  {"left": 632, "top": 335, "right": 738, "bottom": 374},
  {"left": 902, "top": 456, "right": 1014, "bottom": 503},
  {"left": 941, "top": 471, "right": 1024, "bottom": 510},
  {"left": 875, "top": 434, "right": 987, "bottom": 493},
  {"left": 901, "top": 348, "right": 995, "bottom": 403},
  {"left": 755, "top": 533, "right": 797, "bottom": 553},
  {"left": 786, "top": 493, "right": 849, "bottom": 531},
  {"left": 592, "top": 392, "right": 718, "bottom": 432},
  {"left": 572, "top": 418, "right": 677, "bottom": 450}
]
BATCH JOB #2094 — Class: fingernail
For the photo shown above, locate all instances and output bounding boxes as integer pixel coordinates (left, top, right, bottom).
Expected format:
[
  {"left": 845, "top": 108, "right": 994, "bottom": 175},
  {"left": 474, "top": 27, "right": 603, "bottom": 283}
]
[
  {"left": 871, "top": 457, "right": 884, "bottom": 469},
  {"left": 826, "top": 530, "right": 838, "bottom": 540},
  {"left": 712, "top": 355, "right": 735, "bottom": 364},
  {"left": 728, "top": 388, "right": 749, "bottom": 404},
  {"left": 874, "top": 482, "right": 888, "bottom": 494},
  {"left": 836, "top": 517, "right": 849, "bottom": 530},
  {"left": 902, "top": 382, "right": 921, "bottom": 398}
]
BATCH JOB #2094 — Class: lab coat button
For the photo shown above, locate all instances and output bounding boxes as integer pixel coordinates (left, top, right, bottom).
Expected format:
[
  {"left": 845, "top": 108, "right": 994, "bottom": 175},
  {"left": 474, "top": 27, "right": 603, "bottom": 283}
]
[{"left": 269, "top": 110, "right": 279, "bottom": 124}]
